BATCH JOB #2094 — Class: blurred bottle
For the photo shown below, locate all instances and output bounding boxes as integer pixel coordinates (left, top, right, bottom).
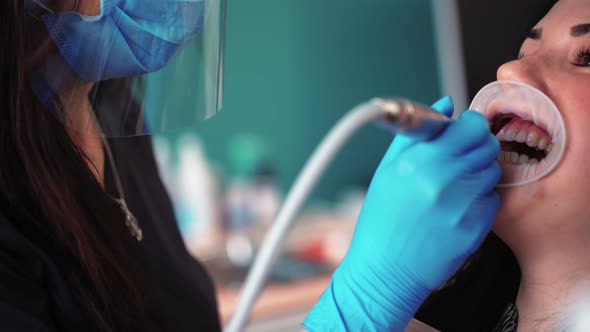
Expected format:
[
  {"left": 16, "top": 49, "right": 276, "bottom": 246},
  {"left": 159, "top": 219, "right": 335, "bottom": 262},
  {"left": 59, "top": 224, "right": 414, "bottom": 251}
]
[
  {"left": 251, "top": 162, "right": 281, "bottom": 226},
  {"left": 177, "top": 134, "right": 222, "bottom": 261},
  {"left": 154, "top": 134, "right": 222, "bottom": 261},
  {"left": 223, "top": 135, "right": 281, "bottom": 267}
]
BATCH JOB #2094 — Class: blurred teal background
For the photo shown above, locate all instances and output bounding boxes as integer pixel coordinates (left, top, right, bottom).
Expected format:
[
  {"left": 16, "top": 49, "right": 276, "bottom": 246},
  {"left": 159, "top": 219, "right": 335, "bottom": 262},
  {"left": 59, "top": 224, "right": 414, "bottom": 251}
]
[{"left": 160, "top": 0, "right": 441, "bottom": 201}]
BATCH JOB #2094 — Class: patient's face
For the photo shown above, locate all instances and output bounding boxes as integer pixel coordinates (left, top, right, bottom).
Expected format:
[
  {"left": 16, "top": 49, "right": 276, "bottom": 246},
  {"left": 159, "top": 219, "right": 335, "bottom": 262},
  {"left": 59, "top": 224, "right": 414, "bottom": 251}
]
[{"left": 493, "top": 0, "right": 590, "bottom": 247}]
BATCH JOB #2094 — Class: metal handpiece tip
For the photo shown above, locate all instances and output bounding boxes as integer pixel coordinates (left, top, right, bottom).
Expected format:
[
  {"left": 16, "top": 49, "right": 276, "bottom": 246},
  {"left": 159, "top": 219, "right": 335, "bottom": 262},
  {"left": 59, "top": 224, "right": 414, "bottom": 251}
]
[{"left": 375, "top": 98, "right": 452, "bottom": 141}]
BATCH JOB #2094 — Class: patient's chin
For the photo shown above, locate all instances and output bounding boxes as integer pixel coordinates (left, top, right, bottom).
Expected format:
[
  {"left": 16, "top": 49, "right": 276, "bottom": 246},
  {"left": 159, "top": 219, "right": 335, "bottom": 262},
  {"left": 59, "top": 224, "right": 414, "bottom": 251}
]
[{"left": 491, "top": 190, "right": 533, "bottom": 242}]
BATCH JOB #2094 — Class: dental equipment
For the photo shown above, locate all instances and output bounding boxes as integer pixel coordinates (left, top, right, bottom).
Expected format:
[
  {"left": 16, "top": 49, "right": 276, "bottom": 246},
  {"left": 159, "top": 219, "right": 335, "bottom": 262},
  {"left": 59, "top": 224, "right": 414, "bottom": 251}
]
[
  {"left": 224, "top": 98, "right": 453, "bottom": 332},
  {"left": 470, "top": 80, "right": 566, "bottom": 187}
]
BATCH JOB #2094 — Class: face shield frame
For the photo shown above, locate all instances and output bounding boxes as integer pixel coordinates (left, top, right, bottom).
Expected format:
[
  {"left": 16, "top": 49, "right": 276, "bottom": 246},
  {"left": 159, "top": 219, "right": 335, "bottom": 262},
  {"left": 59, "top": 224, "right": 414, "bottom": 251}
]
[{"left": 25, "top": 0, "right": 227, "bottom": 138}]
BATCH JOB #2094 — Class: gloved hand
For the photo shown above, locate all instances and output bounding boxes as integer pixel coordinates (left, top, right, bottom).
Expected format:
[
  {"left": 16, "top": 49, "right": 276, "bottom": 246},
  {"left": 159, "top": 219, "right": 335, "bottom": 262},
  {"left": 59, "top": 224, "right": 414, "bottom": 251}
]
[{"left": 303, "top": 96, "right": 501, "bottom": 332}]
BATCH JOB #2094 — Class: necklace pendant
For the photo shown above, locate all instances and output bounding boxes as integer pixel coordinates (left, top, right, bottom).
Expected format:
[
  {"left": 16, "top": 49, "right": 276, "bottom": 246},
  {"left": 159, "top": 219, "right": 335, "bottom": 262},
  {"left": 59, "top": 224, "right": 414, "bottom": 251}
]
[{"left": 115, "top": 199, "right": 143, "bottom": 242}]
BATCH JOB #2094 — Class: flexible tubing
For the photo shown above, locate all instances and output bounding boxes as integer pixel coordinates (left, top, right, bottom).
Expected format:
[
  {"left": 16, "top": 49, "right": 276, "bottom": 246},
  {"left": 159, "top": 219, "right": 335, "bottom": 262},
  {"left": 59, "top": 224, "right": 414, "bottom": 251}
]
[{"left": 224, "top": 100, "right": 386, "bottom": 332}]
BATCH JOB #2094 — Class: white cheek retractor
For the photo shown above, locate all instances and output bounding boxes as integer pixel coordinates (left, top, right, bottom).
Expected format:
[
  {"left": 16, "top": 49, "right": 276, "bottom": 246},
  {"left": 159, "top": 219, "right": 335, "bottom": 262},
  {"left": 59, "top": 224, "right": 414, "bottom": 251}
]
[{"left": 469, "top": 80, "right": 566, "bottom": 187}]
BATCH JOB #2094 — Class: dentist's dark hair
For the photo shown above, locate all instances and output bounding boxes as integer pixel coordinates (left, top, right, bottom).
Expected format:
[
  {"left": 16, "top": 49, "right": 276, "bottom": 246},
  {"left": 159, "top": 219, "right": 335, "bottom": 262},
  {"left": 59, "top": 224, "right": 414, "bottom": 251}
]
[{"left": 0, "top": 2, "right": 161, "bottom": 331}]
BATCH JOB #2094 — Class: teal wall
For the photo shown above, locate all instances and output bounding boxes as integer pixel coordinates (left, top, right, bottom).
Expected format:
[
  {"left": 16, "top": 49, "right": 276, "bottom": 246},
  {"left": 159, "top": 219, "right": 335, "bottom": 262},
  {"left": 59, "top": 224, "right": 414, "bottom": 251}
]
[{"left": 186, "top": 0, "right": 441, "bottom": 201}]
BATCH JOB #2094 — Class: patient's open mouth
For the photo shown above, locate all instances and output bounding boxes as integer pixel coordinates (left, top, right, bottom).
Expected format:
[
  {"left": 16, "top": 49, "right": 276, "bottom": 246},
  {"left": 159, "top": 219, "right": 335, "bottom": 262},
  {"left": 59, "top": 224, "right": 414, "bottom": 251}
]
[
  {"left": 470, "top": 80, "right": 566, "bottom": 187},
  {"left": 490, "top": 113, "right": 552, "bottom": 165}
]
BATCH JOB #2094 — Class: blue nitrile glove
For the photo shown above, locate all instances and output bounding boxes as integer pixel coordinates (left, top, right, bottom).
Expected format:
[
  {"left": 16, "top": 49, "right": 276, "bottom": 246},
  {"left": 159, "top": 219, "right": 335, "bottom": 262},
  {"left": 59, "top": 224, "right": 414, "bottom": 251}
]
[{"left": 303, "top": 96, "right": 501, "bottom": 332}]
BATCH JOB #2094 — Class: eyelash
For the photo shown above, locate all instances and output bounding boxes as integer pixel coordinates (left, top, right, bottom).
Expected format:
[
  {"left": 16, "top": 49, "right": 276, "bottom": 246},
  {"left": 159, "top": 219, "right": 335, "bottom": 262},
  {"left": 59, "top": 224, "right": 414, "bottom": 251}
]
[
  {"left": 516, "top": 48, "right": 590, "bottom": 67},
  {"left": 574, "top": 47, "right": 590, "bottom": 67}
]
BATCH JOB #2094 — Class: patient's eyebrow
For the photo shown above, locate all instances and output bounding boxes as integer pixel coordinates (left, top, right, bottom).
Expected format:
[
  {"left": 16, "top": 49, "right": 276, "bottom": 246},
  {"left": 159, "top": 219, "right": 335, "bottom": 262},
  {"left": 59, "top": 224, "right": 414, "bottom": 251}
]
[
  {"left": 571, "top": 23, "right": 590, "bottom": 37},
  {"left": 526, "top": 28, "right": 543, "bottom": 40}
]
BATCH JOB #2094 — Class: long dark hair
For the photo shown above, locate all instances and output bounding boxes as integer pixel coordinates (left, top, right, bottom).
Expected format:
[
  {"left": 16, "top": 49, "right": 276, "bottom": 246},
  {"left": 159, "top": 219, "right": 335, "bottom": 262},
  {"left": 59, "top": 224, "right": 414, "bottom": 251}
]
[{"left": 1, "top": 2, "right": 158, "bottom": 331}]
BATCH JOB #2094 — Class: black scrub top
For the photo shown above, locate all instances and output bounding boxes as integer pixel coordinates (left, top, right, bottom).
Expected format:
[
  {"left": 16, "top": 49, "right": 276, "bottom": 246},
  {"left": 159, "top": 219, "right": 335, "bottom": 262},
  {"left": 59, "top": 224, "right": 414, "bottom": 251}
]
[{"left": 0, "top": 135, "right": 222, "bottom": 331}]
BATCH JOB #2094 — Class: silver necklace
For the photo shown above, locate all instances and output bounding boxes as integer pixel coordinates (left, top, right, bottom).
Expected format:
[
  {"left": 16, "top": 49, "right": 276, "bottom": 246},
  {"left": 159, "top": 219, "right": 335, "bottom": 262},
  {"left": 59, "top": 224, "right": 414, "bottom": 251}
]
[
  {"left": 101, "top": 134, "right": 144, "bottom": 242},
  {"left": 84, "top": 100, "right": 143, "bottom": 242}
]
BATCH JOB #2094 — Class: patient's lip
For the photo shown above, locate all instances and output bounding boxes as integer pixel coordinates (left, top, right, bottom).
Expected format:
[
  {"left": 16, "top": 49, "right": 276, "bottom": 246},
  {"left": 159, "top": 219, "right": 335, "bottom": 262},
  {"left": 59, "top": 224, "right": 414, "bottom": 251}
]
[{"left": 485, "top": 99, "right": 550, "bottom": 135}]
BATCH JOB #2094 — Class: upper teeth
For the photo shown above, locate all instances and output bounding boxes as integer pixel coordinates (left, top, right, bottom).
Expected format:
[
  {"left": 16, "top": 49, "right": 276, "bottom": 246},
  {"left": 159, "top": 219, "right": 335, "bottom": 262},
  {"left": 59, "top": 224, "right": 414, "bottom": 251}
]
[
  {"left": 494, "top": 117, "right": 552, "bottom": 165},
  {"left": 496, "top": 117, "right": 552, "bottom": 151}
]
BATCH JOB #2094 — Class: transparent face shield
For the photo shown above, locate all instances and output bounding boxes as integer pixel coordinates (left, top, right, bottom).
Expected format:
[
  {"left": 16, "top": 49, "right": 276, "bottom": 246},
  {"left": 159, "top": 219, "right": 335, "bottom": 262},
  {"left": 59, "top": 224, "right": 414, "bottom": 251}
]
[
  {"left": 469, "top": 80, "right": 566, "bottom": 187},
  {"left": 24, "top": 0, "right": 226, "bottom": 137}
]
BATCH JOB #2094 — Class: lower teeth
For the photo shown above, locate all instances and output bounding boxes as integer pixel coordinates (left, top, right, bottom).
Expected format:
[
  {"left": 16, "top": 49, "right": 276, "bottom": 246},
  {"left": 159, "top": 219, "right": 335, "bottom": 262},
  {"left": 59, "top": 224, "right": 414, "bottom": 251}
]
[{"left": 498, "top": 151, "right": 539, "bottom": 164}]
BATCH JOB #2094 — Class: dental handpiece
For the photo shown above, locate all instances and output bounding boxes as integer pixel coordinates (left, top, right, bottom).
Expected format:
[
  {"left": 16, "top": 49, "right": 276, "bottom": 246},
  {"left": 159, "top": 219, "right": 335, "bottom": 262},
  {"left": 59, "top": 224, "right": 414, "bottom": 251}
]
[
  {"left": 224, "top": 98, "right": 453, "bottom": 332},
  {"left": 375, "top": 99, "right": 454, "bottom": 140}
]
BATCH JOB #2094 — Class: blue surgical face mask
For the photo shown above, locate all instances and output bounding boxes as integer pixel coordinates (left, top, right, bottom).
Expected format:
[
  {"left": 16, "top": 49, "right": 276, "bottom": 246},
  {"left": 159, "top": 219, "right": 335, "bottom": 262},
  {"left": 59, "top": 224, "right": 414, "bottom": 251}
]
[{"left": 34, "top": 0, "right": 207, "bottom": 82}]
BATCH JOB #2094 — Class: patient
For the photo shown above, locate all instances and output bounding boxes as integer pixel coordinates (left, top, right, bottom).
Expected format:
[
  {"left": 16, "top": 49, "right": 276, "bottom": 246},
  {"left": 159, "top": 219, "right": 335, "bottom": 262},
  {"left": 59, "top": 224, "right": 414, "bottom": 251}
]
[
  {"left": 415, "top": 1, "right": 590, "bottom": 331},
  {"left": 489, "top": 0, "right": 590, "bottom": 330}
]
